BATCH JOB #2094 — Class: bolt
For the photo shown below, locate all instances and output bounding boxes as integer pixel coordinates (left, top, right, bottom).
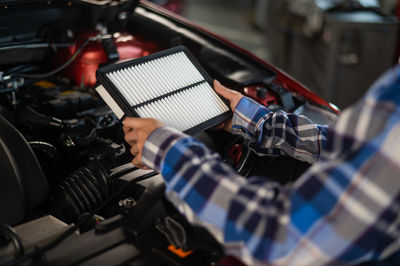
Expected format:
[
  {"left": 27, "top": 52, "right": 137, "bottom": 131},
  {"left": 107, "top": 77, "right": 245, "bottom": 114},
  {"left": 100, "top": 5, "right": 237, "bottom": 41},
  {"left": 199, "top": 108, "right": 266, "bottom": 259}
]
[
  {"left": 119, "top": 197, "right": 136, "bottom": 209},
  {"left": 118, "top": 11, "right": 127, "bottom": 21},
  {"left": 64, "top": 136, "right": 75, "bottom": 147},
  {"left": 11, "top": 91, "right": 17, "bottom": 110}
]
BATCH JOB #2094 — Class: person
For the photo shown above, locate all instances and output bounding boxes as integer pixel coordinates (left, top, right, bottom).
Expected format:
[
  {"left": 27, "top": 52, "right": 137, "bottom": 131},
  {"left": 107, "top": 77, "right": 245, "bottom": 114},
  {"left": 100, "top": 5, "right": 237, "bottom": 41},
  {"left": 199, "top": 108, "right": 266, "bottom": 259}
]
[{"left": 123, "top": 65, "right": 400, "bottom": 265}]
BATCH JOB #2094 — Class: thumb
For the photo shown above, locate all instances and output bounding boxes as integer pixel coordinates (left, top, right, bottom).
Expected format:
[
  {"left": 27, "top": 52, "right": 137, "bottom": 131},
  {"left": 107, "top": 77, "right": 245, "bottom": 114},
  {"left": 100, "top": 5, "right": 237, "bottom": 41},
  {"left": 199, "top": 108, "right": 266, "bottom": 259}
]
[
  {"left": 214, "top": 80, "right": 243, "bottom": 111},
  {"left": 214, "top": 80, "right": 237, "bottom": 101}
]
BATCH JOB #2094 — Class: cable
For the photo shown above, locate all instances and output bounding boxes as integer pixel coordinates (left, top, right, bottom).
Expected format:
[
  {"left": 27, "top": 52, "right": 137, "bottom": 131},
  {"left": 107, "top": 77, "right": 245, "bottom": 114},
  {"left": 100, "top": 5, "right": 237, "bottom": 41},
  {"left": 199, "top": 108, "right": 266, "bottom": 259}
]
[
  {"left": 3, "top": 171, "right": 159, "bottom": 266},
  {"left": 28, "top": 141, "right": 61, "bottom": 163},
  {"left": 0, "top": 43, "right": 50, "bottom": 52},
  {"left": 4, "top": 65, "right": 39, "bottom": 76},
  {"left": 109, "top": 165, "right": 139, "bottom": 179},
  {"left": 0, "top": 224, "right": 24, "bottom": 259},
  {"left": 11, "top": 38, "right": 93, "bottom": 80}
]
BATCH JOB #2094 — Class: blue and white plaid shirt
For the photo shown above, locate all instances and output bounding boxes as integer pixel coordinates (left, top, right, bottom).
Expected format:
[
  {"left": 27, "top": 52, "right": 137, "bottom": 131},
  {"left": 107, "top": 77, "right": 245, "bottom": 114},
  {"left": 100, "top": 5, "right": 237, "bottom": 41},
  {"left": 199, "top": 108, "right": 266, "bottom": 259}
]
[{"left": 142, "top": 65, "right": 400, "bottom": 265}]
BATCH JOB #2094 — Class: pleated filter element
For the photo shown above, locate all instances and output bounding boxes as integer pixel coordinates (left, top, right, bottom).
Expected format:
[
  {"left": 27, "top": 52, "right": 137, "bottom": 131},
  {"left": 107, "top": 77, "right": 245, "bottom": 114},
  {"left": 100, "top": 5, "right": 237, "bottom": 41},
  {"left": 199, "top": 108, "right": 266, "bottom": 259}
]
[{"left": 96, "top": 46, "right": 231, "bottom": 135}]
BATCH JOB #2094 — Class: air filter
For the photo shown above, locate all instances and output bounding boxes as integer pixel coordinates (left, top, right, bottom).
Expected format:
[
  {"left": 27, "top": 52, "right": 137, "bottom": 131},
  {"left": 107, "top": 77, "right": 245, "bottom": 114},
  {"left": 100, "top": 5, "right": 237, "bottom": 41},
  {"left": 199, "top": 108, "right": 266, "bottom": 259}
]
[{"left": 96, "top": 46, "right": 231, "bottom": 135}]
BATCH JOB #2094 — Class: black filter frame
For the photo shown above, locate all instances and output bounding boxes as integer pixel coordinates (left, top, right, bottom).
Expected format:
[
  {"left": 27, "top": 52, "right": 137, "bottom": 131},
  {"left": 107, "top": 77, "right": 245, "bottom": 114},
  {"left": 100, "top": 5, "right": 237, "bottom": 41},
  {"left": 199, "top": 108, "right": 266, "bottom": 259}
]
[{"left": 96, "top": 46, "right": 232, "bottom": 135}]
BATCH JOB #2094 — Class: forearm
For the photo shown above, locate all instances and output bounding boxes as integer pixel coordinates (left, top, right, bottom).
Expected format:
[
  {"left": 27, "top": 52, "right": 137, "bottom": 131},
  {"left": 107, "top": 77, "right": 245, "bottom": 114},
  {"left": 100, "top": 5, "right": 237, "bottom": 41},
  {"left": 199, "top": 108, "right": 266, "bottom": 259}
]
[
  {"left": 232, "top": 97, "right": 329, "bottom": 163},
  {"left": 141, "top": 124, "right": 396, "bottom": 265},
  {"left": 142, "top": 126, "right": 291, "bottom": 265},
  {"left": 142, "top": 126, "right": 244, "bottom": 216}
]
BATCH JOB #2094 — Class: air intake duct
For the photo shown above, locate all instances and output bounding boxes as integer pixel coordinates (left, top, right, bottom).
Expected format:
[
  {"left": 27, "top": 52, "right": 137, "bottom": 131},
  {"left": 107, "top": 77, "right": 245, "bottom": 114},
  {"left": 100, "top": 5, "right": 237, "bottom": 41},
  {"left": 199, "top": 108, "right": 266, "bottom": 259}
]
[{"left": 55, "top": 162, "right": 108, "bottom": 223}]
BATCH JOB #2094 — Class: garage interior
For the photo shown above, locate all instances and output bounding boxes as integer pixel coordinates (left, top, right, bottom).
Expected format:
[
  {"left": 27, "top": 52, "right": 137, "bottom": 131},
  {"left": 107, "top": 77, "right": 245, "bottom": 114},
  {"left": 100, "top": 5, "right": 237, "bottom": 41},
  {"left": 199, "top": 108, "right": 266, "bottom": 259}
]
[{"left": 182, "top": 0, "right": 399, "bottom": 109}]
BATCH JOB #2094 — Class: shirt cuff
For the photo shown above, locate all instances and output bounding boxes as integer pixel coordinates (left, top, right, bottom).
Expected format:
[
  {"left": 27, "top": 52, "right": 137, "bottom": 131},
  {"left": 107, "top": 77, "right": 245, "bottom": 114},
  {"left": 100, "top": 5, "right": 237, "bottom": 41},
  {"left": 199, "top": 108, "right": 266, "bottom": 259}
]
[
  {"left": 142, "top": 126, "right": 187, "bottom": 171},
  {"left": 231, "top": 97, "right": 271, "bottom": 139}
]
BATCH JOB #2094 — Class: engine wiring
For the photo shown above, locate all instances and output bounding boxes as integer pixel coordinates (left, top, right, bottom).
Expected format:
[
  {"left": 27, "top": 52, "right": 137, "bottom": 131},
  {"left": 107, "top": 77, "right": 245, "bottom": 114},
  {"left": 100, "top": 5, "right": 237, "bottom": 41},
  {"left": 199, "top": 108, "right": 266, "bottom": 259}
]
[
  {"left": 4, "top": 34, "right": 104, "bottom": 81},
  {"left": 3, "top": 170, "right": 159, "bottom": 266},
  {"left": 11, "top": 39, "right": 91, "bottom": 80}
]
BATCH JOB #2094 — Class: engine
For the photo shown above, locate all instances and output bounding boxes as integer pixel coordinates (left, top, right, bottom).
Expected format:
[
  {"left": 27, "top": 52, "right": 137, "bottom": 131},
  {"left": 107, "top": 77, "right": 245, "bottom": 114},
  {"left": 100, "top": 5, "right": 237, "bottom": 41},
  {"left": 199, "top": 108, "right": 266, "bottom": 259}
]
[{"left": 0, "top": 29, "right": 164, "bottom": 225}]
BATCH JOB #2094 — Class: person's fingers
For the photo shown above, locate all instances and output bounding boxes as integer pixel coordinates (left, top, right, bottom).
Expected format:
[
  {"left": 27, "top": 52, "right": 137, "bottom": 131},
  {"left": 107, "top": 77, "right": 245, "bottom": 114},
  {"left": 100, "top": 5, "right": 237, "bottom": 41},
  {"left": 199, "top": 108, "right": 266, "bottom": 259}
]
[
  {"left": 130, "top": 145, "right": 140, "bottom": 156},
  {"left": 211, "top": 122, "right": 226, "bottom": 130},
  {"left": 214, "top": 80, "right": 243, "bottom": 111},
  {"left": 132, "top": 153, "right": 141, "bottom": 165},
  {"left": 122, "top": 123, "right": 132, "bottom": 135},
  {"left": 211, "top": 117, "right": 233, "bottom": 132},
  {"left": 132, "top": 152, "right": 145, "bottom": 168},
  {"left": 124, "top": 117, "right": 164, "bottom": 169},
  {"left": 214, "top": 80, "right": 236, "bottom": 100},
  {"left": 223, "top": 119, "right": 232, "bottom": 131},
  {"left": 124, "top": 130, "right": 138, "bottom": 146},
  {"left": 123, "top": 117, "right": 147, "bottom": 130}
]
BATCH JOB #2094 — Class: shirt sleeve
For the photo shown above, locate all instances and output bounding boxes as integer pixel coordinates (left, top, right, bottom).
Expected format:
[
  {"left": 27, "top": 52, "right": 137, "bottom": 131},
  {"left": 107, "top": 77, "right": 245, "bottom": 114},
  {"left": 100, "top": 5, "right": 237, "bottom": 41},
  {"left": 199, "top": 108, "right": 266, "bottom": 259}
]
[
  {"left": 141, "top": 65, "right": 400, "bottom": 266},
  {"left": 232, "top": 97, "right": 329, "bottom": 164}
]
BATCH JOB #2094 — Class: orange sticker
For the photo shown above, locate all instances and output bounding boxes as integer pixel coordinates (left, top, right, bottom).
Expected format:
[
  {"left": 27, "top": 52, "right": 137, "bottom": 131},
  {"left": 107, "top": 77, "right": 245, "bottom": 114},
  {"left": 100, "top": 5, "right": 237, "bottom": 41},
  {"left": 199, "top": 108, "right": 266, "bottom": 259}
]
[{"left": 167, "top": 245, "right": 193, "bottom": 258}]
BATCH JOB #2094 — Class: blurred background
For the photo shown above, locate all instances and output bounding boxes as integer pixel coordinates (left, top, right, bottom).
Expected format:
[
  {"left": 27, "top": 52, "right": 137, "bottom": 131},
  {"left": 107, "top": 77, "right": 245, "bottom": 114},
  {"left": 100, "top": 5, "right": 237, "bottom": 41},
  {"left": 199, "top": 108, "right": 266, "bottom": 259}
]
[{"left": 151, "top": 0, "right": 399, "bottom": 109}]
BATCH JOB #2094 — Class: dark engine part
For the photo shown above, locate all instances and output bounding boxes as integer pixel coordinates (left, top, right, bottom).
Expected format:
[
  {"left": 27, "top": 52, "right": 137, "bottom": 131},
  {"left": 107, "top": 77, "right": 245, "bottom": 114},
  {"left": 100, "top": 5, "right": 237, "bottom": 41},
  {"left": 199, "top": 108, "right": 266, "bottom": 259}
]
[
  {"left": 33, "top": 83, "right": 96, "bottom": 118},
  {"left": 0, "top": 115, "right": 49, "bottom": 226},
  {"left": 19, "top": 80, "right": 96, "bottom": 119},
  {"left": 0, "top": 79, "right": 128, "bottom": 224},
  {"left": 60, "top": 129, "right": 125, "bottom": 168},
  {"left": 16, "top": 105, "right": 125, "bottom": 170},
  {"left": 55, "top": 162, "right": 109, "bottom": 223}
]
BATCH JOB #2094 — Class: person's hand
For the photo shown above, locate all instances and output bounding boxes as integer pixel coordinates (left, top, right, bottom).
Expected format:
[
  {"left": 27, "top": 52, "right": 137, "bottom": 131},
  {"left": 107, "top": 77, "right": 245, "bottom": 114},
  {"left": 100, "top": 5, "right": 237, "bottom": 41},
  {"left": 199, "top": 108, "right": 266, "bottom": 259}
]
[
  {"left": 123, "top": 117, "right": 164, "bottom": 169},
  {"left": 214, "top": 80, "right": 243, "bottom": 131}
]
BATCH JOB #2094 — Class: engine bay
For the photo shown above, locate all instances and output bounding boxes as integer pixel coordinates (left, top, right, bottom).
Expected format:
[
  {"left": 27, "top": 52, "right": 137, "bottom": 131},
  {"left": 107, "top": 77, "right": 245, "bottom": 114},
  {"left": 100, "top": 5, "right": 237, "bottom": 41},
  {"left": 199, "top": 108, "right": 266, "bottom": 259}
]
[{"left": 0, "top": 1, "right": 337, "bottom": 265}]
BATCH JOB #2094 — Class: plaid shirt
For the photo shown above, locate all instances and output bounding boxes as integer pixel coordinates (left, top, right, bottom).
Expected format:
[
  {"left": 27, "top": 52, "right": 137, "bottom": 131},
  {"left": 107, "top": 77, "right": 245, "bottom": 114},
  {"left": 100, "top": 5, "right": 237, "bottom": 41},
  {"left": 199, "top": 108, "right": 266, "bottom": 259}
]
[{"left": 142, "top": 65, "right": 400, "bottom": 265}]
